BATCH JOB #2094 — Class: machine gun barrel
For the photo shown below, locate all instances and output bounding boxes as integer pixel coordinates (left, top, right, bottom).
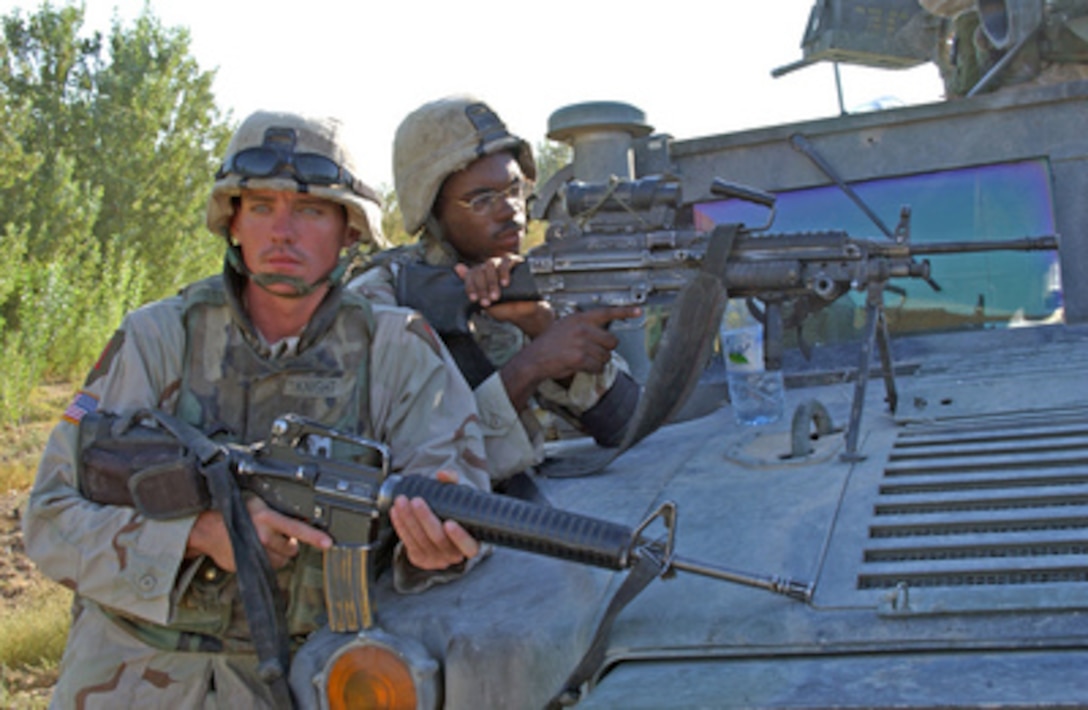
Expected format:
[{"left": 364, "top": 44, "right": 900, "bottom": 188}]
[{"left": 904, "top": 235, "right": 1058, "bottom": 255}]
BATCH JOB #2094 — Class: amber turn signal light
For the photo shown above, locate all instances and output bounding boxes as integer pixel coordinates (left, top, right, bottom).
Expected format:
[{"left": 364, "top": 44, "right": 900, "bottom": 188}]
[{"left": 326, "top": 643, "right": 419, "bottom": 710}]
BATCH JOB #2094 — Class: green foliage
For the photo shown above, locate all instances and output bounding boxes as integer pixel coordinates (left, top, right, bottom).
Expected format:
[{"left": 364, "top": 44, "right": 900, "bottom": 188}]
[
  {"left": 0, "top": 581, "right": 70, "bottom": 671},
  {"left": 379, "top": 183, "right": 413, "bottom": 246},
  {"left": 0, "top": 2, "right": 231, "bottom": 425},
  {"left": 533, "top": 138, "right": 572, "bottom": 188},
  {"left": 86, "top": 9, "right": 229, "bottom": 296},
  {"left": 524, "top": 139, "right": 572, "bottom": 249}
]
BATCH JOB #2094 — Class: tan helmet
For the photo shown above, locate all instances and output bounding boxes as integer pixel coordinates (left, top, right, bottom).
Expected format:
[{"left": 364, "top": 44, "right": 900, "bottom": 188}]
[
  {"left": 393, "top": 95, "right": 536, "bottom": 236},
  {"left": 206, "top": 110, "right": 388, "bottom": 248}
]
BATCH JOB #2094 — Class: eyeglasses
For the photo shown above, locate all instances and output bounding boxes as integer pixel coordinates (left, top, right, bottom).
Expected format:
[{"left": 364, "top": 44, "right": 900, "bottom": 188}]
[
  {"left": 216, "top": 147, "right": 355, "bottom": 187},
  {"left": 455, "top": 179, "right": 532, "bottom": 215}
]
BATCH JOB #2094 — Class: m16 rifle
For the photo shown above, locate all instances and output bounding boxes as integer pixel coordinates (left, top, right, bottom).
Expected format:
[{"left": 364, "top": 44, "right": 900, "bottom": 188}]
[
  {"left": 397, "top": 174, "right": 1059, "bottom": 460},
  {"left": 79, "top": 408, "right": 813, "bottom": 703}
]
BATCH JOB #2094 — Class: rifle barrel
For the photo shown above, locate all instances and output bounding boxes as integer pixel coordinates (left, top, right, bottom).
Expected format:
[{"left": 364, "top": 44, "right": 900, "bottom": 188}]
[
  {"left": 389, "top": 475, "right": 814, "bottom": 603},
  {"left": 668, "top": 554, "right": 814, "bottom": 602}
]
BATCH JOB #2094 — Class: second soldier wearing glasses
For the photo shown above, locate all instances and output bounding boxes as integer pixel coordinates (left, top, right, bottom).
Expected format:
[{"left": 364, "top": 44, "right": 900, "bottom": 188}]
[{"left": 350, "top": 95, "right": 641, "bottom": 483}]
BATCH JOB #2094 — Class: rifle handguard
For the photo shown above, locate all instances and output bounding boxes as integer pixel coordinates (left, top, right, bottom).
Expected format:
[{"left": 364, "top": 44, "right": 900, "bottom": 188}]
[{"left": 384, "top": 475, "right": 636, "bottom": 571}]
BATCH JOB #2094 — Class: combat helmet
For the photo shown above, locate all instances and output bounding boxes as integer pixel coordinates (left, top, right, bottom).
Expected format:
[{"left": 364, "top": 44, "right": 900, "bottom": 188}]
[
  {"left": 206, "top": 110, "right": 388, "bottom": 296},
  {"left": 207, "top": 110, "right": 387, "bottom": 248},
  {"left": 393, "top": 95, "right": 536, "bottom": 237}
]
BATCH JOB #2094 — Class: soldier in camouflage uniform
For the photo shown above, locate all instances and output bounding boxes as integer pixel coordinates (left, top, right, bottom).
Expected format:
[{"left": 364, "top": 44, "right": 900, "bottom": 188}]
[
  {"left": 22, "top": 110, "right": 490, "bottom": 708},
  {"left": 920, "top": 0, "right": 1088, "bottom": 97},
  {"left": 349, "top": 96, "right": 641, "bottom": 482}
]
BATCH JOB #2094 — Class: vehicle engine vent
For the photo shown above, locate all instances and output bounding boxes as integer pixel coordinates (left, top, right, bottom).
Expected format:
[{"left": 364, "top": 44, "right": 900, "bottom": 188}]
[{"left": 857, "top": 408, "right": 1088, "bottom": 591}]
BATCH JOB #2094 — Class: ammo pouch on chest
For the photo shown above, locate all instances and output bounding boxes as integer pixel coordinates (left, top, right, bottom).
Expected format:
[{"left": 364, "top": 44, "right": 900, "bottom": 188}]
[{"left": 78, "top": 409, "right": 213, "bottom": 519}]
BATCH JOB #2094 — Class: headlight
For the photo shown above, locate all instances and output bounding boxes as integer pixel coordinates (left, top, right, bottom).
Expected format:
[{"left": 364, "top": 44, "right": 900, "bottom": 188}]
[
  {"left": 295, "top": 628, "right": 440, "bottom": 710},
  {"left": 325, "top": 643, "right": 419, "bottom": 710}
]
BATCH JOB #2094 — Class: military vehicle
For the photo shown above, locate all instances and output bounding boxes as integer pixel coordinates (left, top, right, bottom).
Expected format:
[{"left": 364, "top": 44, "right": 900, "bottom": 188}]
[{"left": 285, "top": 1, "right": 1088, "bottom": 707}]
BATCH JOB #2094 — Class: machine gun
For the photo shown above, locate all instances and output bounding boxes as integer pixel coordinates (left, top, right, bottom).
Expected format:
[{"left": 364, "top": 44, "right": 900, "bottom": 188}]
[{"left": 397, "top": 175, "right": 1059, "bottom": 460}]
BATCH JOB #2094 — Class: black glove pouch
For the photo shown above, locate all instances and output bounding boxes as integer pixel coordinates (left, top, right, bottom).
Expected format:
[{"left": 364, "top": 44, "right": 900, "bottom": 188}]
[{"left": 78, "top": 411, "right": 211, "bottom": 519}]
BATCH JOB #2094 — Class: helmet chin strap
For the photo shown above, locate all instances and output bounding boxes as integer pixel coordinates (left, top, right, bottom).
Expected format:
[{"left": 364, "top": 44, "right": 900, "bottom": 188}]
[{"left": 225, "top": 245, "right": 352, "bottom": 299}]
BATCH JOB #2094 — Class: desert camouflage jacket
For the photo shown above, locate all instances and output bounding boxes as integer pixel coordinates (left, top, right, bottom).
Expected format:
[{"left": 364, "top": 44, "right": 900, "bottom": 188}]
[{"left": 22, "top": 273, "right": 489, "bottom": 708}]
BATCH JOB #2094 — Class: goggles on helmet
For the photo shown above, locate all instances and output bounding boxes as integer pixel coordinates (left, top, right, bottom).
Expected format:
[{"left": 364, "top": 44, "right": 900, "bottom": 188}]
[{"left": 216, "top": 147, "right": 356, "bottom": 187}]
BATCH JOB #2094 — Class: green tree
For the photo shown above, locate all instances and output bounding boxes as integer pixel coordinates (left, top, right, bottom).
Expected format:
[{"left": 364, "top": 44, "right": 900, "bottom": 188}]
[
  {"left": 379, "top": 183, "right": 412, "bottom": 246},
  {"left": 0, "top": 2, "right": 231, "bottom": 423},
  {"left": 0, "top": 4, "right": 102, "bottom": 263},
  {"left": 86, "top": 9, "right": 230, "bottom": 296},
  {"left": 534, "top": 138, "right": 572, "bottom": 188},
  {"left": 0, "top": 2, "right": 230, "bottom": 302}
]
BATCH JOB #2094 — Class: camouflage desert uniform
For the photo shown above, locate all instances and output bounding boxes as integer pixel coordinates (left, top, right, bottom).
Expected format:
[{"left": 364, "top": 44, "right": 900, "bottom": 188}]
[
  {"left": 920, "top": 0, "right": 1088, "bottom": 97},
  {"left": 348, "top": 237, "right": 630, "bottom": 481},
  {"left": 23, "top": 273, "right": 489, "bottom": 709}
]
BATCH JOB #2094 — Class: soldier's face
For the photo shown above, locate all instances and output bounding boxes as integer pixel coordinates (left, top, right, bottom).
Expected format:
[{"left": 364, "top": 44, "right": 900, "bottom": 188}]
[
  {"left": 434, "top": 152, "right": 527, "bottom": 264},
  {"left": 231, "top": 189, "right": 353, "bottom": 295}
]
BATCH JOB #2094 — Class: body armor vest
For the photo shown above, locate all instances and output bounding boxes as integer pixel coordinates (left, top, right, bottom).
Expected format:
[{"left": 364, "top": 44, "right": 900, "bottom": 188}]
[{"left": 118, "top": 273, "right": 375, "bottom": 652}]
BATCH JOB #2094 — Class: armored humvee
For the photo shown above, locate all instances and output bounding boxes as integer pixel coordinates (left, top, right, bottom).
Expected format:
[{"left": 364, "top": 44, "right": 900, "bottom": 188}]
[{"left": 289, "top": 1, "right": 1088, "bottom": 707}]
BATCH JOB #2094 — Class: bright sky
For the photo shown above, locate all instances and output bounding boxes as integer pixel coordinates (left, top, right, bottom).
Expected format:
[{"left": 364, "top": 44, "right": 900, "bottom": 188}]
[{"left": 3, "top": 0, "right": 946, "bottom": 188}]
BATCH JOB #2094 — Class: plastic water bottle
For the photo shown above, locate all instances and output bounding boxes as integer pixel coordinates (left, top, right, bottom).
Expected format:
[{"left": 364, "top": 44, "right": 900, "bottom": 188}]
[{"left": 720, "top": 299, "right": 785, "bottom": 426}]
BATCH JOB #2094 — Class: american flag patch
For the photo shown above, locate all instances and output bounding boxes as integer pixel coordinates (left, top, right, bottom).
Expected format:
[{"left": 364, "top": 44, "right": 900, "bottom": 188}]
[{"left": 62, "top": 390, "right": 99, "bottom": 425}]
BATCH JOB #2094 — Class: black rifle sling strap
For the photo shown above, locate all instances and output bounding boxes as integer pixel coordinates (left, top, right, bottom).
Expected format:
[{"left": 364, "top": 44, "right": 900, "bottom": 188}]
[
  {"left": 136, "top": 409, "right": 295, "bottom": 710},
  {"left": 437, "top": 332, "right": 496, "bottom": 389},
  {"left": 545, "top": 553, "right": 665, "bottom": 709},
  {"left": 540, "top": 223, "right": 740, "bottom": 478}
]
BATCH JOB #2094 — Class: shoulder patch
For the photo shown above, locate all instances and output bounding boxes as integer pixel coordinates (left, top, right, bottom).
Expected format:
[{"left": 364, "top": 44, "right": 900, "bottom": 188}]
[
  {"left": 84, "top": 329, "right": 125, "bottom": 388},
  {"left": 405, "top": 312, "right": 442, "bottom": 356},
  {"left": 62, "top": 390, "right": 99, "bottom": 425}
]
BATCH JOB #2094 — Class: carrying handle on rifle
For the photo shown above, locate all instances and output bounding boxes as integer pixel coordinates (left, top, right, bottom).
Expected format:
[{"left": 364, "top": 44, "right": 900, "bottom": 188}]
[{"left": 710, "top": 178, "right": 777, "bottom": 231}]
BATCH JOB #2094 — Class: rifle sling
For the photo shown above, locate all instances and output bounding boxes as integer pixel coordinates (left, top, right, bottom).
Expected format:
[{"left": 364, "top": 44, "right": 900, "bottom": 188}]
[
  {"left": 201, "top": 458, "right": 295, "bottom": 710},
  {"left": 438, "top": 332, "right": 496, "bottom": 389},
  {"left": 117, "top": 409, "right": 296, "bottom": 709},
  {"left": 545, "top": 553, "right": 665, "bottom": 709}
]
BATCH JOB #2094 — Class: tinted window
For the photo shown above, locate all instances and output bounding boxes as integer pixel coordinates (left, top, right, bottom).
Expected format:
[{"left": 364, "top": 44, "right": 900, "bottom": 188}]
[{"left": 694, "top": 159, "right": 1062, "bottom": 345}]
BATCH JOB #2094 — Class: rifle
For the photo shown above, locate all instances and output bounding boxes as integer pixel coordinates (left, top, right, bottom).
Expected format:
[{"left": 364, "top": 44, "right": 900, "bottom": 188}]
[
  {"left": 396, "top": 175, "right": 1059, "bottom": 459},
  {"left": 81, "top": 409, "right": 814, "bottom": 635},
  {"left": 81, "top": 408, "right": 815, "bottom": 706}
]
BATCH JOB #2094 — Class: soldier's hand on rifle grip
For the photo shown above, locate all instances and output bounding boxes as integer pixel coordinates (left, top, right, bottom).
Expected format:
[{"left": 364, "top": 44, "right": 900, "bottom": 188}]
[
  {"left": 390, "top": 470, "right": 481, "bottom": 571},
  {"left": 500, "top": 306, "right": 641, "bottom": 411},
  {"left": 485, "top": 300, "right": 556, "bottom": 339},
  {"left": 455, "top": 257, "right": 556, "bottom": 337},
  {"left": 185, "top": 496, "right": 332, "bottom": 572},
  {"left": 455, "top": 256, "right": 523, "bottom": 307},
  {"left": 534, "top": 306, "right": 641, "bottom": 374}
]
